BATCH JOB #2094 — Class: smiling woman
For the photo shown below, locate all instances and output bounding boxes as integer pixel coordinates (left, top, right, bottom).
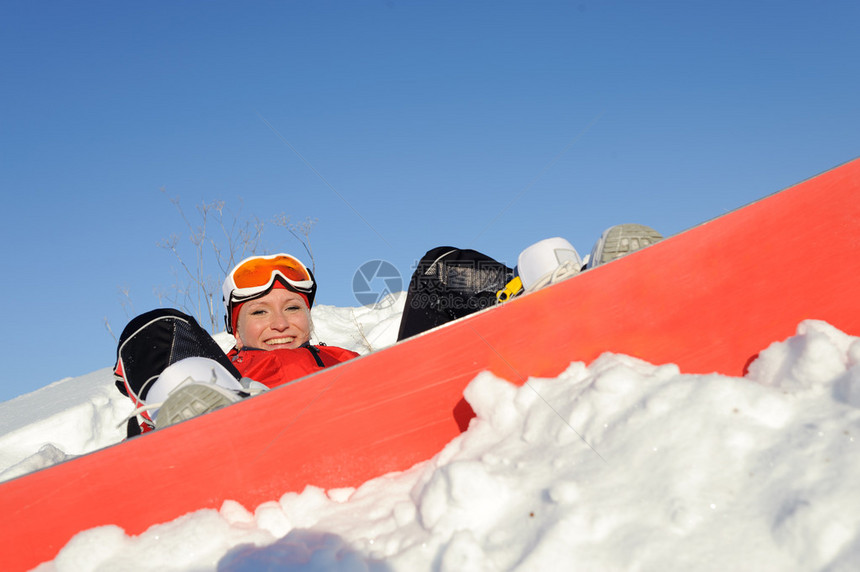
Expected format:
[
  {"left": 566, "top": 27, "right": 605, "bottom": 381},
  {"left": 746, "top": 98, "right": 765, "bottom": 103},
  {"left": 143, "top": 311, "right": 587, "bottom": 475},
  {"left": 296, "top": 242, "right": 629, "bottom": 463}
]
[
  {"left": 223, "top": 254, "right": 359, "bottom": 394},
  {"left": 113, "top": 253, "right": 359, "bottom": 436}
]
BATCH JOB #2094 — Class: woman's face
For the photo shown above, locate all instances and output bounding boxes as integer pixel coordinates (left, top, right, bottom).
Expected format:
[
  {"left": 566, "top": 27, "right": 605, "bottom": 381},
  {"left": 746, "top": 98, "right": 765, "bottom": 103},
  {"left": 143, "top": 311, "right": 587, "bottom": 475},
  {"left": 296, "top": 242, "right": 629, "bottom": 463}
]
[{"left": 234, "top": 288, "right": 311, "bottom": 350}]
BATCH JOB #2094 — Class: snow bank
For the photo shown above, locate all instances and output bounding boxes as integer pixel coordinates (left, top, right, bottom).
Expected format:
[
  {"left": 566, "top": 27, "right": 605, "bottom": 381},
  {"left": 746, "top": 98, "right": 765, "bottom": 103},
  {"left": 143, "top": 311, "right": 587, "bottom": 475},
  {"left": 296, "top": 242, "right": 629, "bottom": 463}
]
[
  {"left": 0, "top": 368, "right": 132, "bottom": 482},
  {"left": 4, "top": 313, "right": 858, "bottom": 571}
]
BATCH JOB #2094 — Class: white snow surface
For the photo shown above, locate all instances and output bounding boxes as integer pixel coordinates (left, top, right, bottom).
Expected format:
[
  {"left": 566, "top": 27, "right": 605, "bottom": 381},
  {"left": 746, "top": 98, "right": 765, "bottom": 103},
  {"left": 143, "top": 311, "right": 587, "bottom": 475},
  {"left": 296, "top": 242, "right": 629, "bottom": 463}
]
[{"left": 3, "top": 293, "right": 860, "bottom": 571}]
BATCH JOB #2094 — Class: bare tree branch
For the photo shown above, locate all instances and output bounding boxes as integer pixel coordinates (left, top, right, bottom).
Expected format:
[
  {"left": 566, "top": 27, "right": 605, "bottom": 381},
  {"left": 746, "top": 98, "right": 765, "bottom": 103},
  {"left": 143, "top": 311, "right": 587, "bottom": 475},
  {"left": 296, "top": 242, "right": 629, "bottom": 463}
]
[{"left": 147, "top": 191, "right": 316, "bottom": 333}]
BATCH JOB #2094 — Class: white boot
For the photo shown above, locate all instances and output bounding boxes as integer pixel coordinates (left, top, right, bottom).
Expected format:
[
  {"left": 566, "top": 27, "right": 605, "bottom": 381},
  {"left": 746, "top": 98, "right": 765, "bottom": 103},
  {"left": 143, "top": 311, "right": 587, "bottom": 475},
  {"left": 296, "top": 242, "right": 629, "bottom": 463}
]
[
  {"left": 145, "top": 357, "right": 246, "bottom": 428},
  {"left": 517, "top": 237, "right": 583, "bottom": 293}
]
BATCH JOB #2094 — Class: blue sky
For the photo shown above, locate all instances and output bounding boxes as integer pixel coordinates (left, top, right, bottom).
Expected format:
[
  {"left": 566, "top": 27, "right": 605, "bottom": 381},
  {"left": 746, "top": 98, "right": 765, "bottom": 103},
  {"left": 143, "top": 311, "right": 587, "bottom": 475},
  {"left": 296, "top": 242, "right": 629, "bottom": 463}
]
[{"left": 1, "top": 1, "right": 858, "bottom": 403}]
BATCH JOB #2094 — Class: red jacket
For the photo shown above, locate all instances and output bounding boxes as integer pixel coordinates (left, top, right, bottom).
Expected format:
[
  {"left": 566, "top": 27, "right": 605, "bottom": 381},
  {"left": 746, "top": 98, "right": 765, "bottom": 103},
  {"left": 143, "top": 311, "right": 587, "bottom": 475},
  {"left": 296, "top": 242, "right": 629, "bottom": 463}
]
[{"left": 228, "top": 343, "right": 359, "bottom": 389}]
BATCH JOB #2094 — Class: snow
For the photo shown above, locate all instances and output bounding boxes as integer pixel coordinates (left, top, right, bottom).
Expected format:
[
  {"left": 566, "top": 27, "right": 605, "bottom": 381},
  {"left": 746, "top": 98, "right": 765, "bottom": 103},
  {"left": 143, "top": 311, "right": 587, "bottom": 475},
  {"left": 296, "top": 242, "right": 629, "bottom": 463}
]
[{"left": 3, "top": 295, "right": 860, "bottom": 571}]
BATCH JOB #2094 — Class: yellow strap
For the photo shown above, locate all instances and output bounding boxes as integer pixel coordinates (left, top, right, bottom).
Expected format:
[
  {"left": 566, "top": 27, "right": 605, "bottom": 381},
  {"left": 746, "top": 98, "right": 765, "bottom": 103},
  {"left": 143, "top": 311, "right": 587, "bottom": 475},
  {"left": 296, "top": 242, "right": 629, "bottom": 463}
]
[{"left": 496, "top": 276, "right": 523, "bottom": 303}]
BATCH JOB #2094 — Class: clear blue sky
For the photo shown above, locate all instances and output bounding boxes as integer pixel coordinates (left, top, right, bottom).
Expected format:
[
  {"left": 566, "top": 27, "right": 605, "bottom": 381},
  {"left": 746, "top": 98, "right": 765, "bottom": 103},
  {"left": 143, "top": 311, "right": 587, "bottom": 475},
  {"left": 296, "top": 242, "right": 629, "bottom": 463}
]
[{"left": 1, "top": 1, "right": 858, "bottom": 403}]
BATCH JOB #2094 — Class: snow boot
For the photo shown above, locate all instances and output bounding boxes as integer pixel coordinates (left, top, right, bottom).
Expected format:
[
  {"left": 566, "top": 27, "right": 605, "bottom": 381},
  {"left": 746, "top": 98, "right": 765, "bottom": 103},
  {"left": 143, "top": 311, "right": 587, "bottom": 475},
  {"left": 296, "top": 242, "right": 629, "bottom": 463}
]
[
  {"left": 516, "top": 237, "right": 583, "bottom": 293},
  {"left": 156, "top": 381, "right": 243, "bottom": 429},
  {"left": 148, "top": 356, "right": 247, "bottom": 428},
  {"left": 587, "top": 224, "right": 663, "bottom": 268},
  {"left": 397, "top": 247, "right": 513, "bottom": 341},
  {"left": 114, "top": 309, "right": 243, "bottom": 436}
]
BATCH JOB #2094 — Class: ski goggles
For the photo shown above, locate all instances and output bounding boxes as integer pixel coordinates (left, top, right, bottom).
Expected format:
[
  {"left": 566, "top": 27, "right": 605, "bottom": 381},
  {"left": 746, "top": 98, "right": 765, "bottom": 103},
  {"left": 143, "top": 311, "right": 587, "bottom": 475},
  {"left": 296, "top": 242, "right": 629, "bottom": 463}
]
[{"left": 223, "top": 253, "right": 315, "bottom": 304}]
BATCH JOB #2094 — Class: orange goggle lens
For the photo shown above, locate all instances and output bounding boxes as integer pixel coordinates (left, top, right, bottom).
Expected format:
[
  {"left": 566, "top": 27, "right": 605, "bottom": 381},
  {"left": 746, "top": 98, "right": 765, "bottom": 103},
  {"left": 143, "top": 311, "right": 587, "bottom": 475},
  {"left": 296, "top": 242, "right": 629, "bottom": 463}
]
[{"left": 231, "top": 255, "right": 311, "bottom": 289}]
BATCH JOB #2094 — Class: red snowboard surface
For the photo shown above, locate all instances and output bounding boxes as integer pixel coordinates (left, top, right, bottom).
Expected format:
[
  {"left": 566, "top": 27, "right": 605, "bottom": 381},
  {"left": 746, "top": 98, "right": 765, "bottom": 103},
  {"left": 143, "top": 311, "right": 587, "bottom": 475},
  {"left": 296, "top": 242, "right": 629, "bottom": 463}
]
[{"left": 2, "top": 158, "right": 860, "bottom": 570}]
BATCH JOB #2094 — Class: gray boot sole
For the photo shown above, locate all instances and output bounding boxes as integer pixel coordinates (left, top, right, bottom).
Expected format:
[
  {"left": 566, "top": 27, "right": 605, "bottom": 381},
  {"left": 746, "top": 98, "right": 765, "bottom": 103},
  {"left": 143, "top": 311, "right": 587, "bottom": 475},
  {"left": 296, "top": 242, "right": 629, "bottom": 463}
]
[
  {"left": 156, "top": 383, "right": 240, "bottom": 428},
  {"left": 590, "top": 224, "right": 664, "bottom": 267}
]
